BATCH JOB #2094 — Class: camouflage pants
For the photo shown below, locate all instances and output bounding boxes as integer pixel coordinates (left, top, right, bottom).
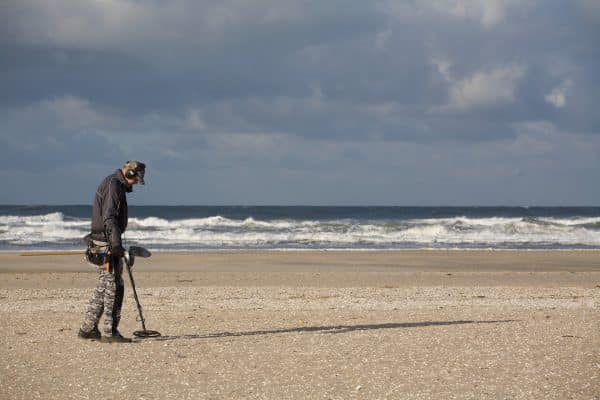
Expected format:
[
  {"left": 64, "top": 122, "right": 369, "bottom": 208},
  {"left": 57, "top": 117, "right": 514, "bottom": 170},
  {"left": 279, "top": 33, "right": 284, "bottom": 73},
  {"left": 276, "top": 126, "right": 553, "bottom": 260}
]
[{"left": 81, "top": 256, "right": 124, "bottom": 336}]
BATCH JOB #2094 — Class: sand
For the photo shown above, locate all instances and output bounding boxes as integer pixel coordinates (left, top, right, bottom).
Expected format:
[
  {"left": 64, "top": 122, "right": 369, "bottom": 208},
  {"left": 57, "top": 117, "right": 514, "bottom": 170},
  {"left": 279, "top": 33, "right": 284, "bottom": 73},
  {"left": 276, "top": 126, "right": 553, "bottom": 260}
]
[{"left": 0, "top": 250, "right": 598, "bottom": 399}]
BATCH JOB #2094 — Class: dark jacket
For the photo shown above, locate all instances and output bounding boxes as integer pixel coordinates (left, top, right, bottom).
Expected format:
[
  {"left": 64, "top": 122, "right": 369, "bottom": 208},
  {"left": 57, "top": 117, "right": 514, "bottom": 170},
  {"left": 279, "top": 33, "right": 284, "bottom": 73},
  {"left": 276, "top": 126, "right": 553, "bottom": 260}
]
[{"left": 90, "top": 169, "right": 132, "bottom": 249}]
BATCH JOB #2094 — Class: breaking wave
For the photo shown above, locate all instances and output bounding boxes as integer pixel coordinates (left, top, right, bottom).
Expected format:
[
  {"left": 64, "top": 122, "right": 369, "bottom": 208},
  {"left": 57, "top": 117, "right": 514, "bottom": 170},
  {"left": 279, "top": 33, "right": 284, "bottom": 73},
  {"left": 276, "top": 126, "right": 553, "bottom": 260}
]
[{"left": 1, "top": 211, "right": 600, "bottom": 251}]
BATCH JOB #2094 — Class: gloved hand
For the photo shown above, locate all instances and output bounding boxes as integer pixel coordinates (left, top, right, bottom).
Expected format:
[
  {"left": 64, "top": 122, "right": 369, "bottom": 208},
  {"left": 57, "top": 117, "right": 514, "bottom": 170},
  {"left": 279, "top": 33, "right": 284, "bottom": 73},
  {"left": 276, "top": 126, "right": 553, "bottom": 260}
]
[{"left": 110, "top": 245, "right": 125, "bottom": 258}]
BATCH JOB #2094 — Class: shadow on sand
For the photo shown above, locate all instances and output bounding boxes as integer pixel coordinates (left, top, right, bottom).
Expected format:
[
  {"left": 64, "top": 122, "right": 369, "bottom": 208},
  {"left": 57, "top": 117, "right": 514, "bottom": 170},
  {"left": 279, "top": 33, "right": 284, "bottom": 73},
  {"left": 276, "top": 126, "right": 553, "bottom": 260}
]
[{"left": 137, "top": 319, "right": 517, "bottom": 342}]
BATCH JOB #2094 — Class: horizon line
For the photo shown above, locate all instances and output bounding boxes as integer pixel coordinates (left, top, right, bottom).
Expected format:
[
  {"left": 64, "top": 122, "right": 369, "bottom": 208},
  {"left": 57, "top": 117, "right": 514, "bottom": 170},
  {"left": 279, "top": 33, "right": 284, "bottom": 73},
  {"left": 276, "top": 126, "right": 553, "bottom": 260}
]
[{"left": 1, "top": 204, "right": 599, "bottom": 208}]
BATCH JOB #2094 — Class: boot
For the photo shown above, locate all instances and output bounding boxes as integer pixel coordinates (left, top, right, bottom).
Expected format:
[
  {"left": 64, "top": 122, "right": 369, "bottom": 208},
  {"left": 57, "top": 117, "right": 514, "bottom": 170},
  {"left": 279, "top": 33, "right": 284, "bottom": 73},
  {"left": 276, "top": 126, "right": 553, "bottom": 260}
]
[{"left": 78, "top": 326, "right": 101, "bottom": 340}]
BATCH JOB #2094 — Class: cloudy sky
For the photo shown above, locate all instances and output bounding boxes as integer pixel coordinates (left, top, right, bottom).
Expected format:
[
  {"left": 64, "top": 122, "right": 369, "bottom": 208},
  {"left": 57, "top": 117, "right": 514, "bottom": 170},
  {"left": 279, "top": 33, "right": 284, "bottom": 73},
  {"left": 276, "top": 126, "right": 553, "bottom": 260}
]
[{"left": 1, "top": 0, "right": 599, "bottom": 205}]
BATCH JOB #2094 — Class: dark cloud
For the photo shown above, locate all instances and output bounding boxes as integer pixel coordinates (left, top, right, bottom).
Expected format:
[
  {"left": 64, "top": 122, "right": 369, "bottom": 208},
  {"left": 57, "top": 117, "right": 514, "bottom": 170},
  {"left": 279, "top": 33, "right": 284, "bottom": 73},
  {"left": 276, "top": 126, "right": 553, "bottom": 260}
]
[{"left": 0, "top": 0, "right": 598, "bottom": 205}]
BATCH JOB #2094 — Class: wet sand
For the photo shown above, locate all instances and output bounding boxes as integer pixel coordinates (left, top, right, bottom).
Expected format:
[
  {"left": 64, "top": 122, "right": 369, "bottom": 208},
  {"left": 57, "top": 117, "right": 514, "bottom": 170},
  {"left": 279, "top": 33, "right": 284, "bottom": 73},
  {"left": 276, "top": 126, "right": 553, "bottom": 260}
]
[{"left": 1, "top": 250, "right": 599, "bottom": 399}]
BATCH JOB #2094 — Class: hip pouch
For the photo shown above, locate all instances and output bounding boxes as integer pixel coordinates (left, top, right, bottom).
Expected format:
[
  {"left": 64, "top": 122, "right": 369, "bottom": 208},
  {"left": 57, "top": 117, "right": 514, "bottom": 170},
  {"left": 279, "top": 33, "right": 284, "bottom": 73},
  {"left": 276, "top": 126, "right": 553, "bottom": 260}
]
[
  {"left": 83, "top": 234, "right": 109, "bottom": 267},
  {"left": 85, "top": 247, "right": 107, "bottom": 266}
]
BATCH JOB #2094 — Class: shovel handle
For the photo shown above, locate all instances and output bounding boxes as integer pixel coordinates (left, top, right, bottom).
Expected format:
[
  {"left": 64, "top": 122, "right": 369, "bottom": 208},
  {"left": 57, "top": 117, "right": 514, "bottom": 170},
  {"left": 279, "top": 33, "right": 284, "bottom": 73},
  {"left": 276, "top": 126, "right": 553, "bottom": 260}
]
[{"left": 20, "top": 251, "right": 84, "bottom": 256}]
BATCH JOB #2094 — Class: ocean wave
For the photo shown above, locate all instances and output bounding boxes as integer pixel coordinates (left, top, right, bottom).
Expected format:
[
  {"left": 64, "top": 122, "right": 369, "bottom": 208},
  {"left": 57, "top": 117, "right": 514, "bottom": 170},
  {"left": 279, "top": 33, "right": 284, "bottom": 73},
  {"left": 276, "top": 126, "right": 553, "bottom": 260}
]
[{"left": 1, "top": 212, "right": 600, "bottom": 250}]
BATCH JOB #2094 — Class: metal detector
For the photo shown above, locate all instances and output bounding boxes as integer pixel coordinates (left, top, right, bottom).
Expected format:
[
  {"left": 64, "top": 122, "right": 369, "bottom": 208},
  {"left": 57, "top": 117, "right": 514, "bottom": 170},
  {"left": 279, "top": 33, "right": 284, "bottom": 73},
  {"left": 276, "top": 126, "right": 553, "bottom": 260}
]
[{"left": 123, "top": 246, "right": 161, "bottom": 338}]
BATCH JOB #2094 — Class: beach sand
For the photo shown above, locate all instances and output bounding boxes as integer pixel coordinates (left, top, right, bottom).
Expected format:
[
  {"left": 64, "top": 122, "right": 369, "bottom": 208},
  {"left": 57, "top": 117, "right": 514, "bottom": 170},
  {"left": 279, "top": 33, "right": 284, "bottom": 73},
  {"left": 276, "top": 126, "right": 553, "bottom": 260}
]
[{"left": 1, "top": 250, "right": 598, "bottom": 399}]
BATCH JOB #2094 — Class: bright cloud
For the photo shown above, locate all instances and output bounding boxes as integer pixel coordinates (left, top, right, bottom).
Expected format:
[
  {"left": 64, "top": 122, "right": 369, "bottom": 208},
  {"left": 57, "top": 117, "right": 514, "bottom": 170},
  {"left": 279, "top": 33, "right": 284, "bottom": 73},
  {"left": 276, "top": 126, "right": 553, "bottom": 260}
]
[
  {"left": 545, "top": 79, "right": 572, "bottom": 108},
  {"left": 444, "top": 65, "right": 526, "bottom": 111},
  {"left": 432, "top": 0, "right": 530, "bottom": 28}
]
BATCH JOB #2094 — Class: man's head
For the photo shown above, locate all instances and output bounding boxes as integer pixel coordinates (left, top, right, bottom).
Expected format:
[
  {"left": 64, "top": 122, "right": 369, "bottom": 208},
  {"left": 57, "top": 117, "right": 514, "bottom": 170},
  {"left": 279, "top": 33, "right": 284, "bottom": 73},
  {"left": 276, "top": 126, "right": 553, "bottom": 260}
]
[{"left": 122, "top": 160, "right": 146, "bottom": 185}]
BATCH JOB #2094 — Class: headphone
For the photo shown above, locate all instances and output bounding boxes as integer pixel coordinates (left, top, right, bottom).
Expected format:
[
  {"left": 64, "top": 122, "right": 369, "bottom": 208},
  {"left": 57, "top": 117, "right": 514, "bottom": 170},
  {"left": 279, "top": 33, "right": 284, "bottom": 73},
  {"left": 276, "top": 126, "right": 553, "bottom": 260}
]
[
  {"left": 125, "top": 168, "right": 138, "bottom": 179},
  {"left": 124, "top": 160, "right": 146, "bottom": 180}
]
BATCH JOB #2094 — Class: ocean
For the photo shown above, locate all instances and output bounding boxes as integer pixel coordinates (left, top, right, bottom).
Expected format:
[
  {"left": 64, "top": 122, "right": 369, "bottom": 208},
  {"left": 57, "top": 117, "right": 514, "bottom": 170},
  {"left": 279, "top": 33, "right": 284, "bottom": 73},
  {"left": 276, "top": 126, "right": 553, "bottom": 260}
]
[{"left": 1, "top": 205, "right": 599, "bottom": 251}]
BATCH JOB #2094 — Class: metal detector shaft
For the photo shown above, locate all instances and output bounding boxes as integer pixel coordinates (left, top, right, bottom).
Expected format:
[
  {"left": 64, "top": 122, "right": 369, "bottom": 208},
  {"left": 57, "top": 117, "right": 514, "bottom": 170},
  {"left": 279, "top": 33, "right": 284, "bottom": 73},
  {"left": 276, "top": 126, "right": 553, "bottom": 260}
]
[
  {"left": 121, "top": 248, "right": 160, "bottom": 338},
  {"left": 125, "top": 261, "right": 147, "bottom": 332}
]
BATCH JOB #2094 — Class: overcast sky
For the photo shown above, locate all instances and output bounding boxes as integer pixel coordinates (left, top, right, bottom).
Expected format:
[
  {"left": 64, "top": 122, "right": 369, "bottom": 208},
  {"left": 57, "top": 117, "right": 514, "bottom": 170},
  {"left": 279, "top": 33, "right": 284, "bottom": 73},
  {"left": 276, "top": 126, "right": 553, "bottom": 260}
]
[{"left": 1, "top": 0, "right": 599, "bottom": 205}]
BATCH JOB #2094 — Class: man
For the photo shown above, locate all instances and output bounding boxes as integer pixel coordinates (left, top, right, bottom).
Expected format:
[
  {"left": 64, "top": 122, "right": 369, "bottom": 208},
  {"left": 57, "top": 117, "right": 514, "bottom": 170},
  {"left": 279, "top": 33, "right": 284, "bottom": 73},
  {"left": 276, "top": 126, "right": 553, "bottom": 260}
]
[{"left": 78, "top": 160, "right": 146, "bottom": 343}]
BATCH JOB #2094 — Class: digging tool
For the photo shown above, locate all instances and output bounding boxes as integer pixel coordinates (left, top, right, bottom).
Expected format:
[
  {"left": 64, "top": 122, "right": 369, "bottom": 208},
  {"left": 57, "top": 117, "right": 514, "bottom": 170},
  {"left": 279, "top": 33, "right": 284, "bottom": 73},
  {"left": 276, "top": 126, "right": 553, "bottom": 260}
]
[{"left": 20, "top": 251, "right": 84, "bottom": 256}]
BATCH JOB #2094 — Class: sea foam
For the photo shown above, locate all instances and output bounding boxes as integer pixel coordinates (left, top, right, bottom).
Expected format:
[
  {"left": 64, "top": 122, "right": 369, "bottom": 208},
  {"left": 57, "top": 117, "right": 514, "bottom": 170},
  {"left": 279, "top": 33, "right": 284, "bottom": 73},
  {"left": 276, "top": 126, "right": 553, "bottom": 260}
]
[{"left": 1, "top": 211, "right": 599, "bottom": 251}]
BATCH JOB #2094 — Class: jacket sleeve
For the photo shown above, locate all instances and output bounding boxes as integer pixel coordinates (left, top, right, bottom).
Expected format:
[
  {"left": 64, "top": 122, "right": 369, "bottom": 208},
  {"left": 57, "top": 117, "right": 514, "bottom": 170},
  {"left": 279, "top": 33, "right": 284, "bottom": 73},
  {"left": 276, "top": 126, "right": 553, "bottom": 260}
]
[{"left": 103, "top": 179, "right": 122, "bottom": 249}]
